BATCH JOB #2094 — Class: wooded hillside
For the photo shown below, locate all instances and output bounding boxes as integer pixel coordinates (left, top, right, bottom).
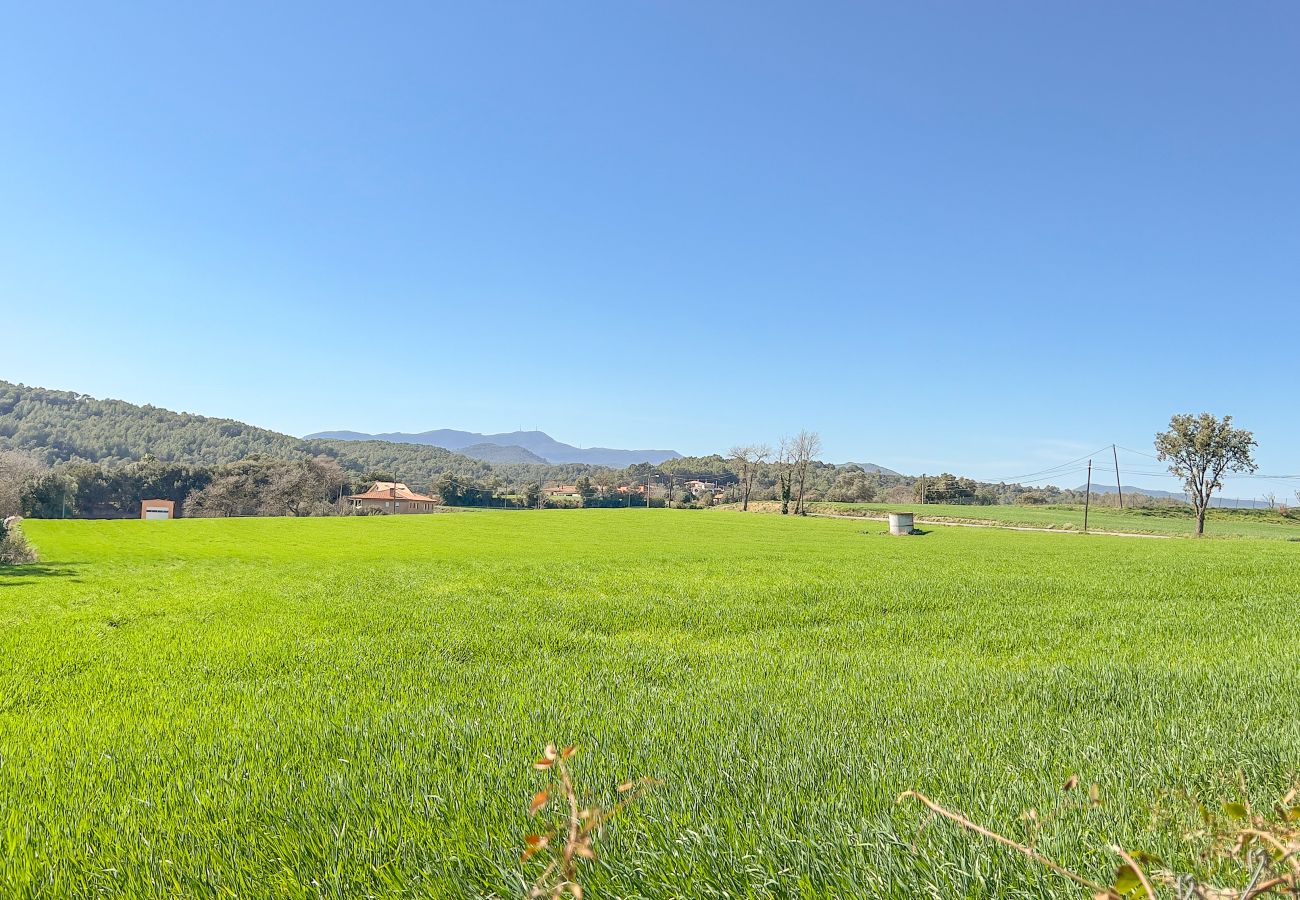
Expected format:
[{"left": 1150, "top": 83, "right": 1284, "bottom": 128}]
[{"left": 0, "top": 381, "right": 497, "bottom": 485}]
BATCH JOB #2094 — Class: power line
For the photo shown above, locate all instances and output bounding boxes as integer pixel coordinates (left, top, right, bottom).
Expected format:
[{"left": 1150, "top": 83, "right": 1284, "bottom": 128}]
[
  {"left": 1008, "top": 468, "right": 1092, "bottom": 486},
  {"left": 1116, "top": 444, "right": 1163, "bottom": 460},
  {"left": 1117, "top": 467, "right": 1300, "bottom": 481},
  {"left": 951, "top": 443, "right": 1297, "bottom": 491},
  {"left": 988, "top": 445, "right": 1113, "bottom": 484}
]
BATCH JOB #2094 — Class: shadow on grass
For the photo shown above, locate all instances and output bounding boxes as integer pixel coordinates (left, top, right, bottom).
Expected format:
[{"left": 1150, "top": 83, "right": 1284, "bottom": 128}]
[{"left": 0, "top": 562, "right": 83, "bottom": 587}]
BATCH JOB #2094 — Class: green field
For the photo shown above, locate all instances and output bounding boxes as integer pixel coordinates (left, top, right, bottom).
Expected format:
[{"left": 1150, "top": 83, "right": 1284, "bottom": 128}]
[
  {"left": 3, "top": 511, "right": 1299, "bottom": 898},
  {"left": 796, "top": 500, "right": 1300, "bottom": 540}
]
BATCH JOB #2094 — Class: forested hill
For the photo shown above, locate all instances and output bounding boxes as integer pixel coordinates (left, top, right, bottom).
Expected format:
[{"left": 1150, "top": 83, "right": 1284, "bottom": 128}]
[
  {"left": 1, "top": 381, "right": 308, "bottom": 465},
  {"left": 0, "top": 381, "right": 502, "bottom": 487}
]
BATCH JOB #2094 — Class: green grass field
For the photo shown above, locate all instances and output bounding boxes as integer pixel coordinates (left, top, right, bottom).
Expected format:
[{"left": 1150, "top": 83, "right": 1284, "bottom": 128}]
[
  {"left": 3, "top": 511, "right": 1299, "bottom": 898},
  {"left": 796, "top": 500, "right": 1300, "bottom": 540}
]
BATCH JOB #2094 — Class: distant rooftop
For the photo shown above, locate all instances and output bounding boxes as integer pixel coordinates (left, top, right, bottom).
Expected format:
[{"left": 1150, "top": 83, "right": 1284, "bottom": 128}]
[{"left": 347, "top": 481, "right": 439, "bottom": 502}]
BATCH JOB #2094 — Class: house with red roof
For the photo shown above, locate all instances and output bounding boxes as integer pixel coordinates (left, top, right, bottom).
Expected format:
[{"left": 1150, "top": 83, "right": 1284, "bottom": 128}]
[{"left": 346, "top": 481, "right": 441, "bottom": 514}]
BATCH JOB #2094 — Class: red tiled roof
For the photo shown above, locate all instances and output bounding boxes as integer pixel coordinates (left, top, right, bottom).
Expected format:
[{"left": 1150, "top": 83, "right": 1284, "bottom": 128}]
[{"left": 347, "top": 482, "right": 439, "bottom": 502}]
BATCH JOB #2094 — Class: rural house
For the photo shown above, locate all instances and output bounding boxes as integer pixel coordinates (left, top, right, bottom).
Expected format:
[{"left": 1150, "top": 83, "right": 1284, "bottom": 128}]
[
  {"left": 346, "top": 482, "right": 441, "bottom": 514},
  {"left": 545, "top": 484, "right": 581, "bottom": 498},
  {"left": 685, "top": 480, "right": 727, "bottom": 499}
]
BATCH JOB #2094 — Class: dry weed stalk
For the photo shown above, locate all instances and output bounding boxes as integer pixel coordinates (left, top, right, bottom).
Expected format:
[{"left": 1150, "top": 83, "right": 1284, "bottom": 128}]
[
  {"left": 521, "top": 743, "right": 657, "bottom": 899},
  {"left": 899, "top": 781, "right": 1300, "bottom": 899}
]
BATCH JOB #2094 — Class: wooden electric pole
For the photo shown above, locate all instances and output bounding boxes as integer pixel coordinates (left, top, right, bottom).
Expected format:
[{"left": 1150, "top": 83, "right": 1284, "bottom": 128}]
[
  {"left": 1112, "top": 444, "right": 1123, "bottom": 509},
  {"left": 1083, "top": 459, "right": 1092, "bottom": 533}
]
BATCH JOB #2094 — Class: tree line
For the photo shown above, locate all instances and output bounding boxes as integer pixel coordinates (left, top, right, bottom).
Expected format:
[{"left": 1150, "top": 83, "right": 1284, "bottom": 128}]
[
  {"left": 0, "top": 380, "right": 1271, "bottom": 532},
  {"left": 1, "top": 452, "right": 352, "bottom": 519},
  {"left": 0, "top": 381, "right": 610, "bottom": 501}
]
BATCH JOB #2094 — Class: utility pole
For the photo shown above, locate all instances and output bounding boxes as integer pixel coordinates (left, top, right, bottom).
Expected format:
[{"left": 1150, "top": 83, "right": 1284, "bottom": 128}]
[
  {"left": 1083, "top": 459, "right": 1092, "bottom": 533},
  {"left": 1112, "top": 444, "right": 1123, "bottom": 509},
  {"left": 920, "top": 474, "right": 926, "bottom": 505}
]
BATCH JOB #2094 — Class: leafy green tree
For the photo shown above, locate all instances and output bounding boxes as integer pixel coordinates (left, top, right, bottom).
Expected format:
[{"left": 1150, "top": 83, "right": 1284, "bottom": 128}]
[
  {"left": 185, "top": 458, "right": 336, "bottom": 517},
  {"left": 576, "top": 476, "right": 596, "bottom": 507},
  {"left": 827, "top": 470, "right": 876, "bottom": 503},
  {"left": 915, "top": 473, "right": 978, "bottom": 505},
  {"left": 1155, "top": 413, "right": 1257, "bottom": 536},
  {"left": 23, "top": 471, "right": 75, "bottom": 518}
]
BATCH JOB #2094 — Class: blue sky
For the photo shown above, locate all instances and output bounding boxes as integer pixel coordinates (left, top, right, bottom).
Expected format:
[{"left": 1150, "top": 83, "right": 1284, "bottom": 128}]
[{"left": 3, "top": 2, "right": 1297, "bottom": 496}]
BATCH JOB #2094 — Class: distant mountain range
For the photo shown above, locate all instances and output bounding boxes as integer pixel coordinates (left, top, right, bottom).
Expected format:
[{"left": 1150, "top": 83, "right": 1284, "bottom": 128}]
[
  {"left": 303, "top": 428, "right": 682, "bottom": 467},
  {"left": 1078, "top": 483, "right": 1272, "bottom": 510},
  {"left": 1079, "top": 483, "right": 1186, "bottom": 500}
]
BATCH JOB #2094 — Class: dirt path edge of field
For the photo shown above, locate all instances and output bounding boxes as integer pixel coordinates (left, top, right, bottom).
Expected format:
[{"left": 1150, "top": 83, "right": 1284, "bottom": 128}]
[{"left": 808, "top": 511, "right": 1175, "bottom": 538}]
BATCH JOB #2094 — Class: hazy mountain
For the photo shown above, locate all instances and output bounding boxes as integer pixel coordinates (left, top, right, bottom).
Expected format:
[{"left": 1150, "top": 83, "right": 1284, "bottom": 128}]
[
  {"left": 304, "top": 428, "right": 682, "bottom": 467},
  {"left": 1078, "top": 483, "right": 1185, "bottom": 500},
  {"left": 1078, "top": 483, "right": 1271, "bottom": 509}
]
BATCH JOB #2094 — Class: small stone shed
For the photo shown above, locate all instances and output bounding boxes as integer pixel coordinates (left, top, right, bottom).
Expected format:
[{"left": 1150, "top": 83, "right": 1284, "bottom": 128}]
[{"left": 140, "top": 499, "right": 176, "bottom": 520}]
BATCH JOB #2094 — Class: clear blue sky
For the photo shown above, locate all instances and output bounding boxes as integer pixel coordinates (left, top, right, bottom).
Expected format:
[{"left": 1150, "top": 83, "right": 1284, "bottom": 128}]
[{"left": 3, "top": 2, "right": 1297, "bottom": 496}]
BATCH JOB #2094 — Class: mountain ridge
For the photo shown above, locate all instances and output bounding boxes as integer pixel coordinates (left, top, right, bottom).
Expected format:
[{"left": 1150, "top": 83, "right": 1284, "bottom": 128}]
[
  {"left": 1077, "top": 482, "right": 1270, "bottom": 509},
  {"left": 304, "top": 427, "right": 682, "bottom": 467}
]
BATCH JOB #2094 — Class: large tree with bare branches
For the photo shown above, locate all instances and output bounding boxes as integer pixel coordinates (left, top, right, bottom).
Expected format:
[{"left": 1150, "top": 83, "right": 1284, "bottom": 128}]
[
  {"left": 774, "top": 438, "right": 795, "bottom": 515},
  {"left": 792, "top": 430, "right": 822, "bottom": 516},
  {"left": 728, "top": 445, "right": 755, "bottom": 511},
  {"left": 0, "top": 451, "right": 47, "bottom": 518},
  {"left": 1155, "top": 413, "right": 1256, "bottom": 536},
  {"left": 728, "top": 443, "right": 771, "bottom": 512}
]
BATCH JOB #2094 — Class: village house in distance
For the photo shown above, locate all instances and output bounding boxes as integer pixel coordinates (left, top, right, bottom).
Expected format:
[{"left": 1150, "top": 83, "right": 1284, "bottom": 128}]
[{"left": 345, "top": 481, "right": 441, "bottom": 514}]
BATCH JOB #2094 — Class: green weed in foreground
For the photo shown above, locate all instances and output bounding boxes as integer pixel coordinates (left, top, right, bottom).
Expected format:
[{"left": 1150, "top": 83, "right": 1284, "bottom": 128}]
[{"left": 2, "top": 511, "right": 1299, "bottom": 898}]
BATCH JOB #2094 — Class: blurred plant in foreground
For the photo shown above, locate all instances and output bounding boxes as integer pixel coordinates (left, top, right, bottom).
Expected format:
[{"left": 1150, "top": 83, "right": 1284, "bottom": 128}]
[
  {"left": 521, "top": 743, "right": 657, "bottom": 899},
  {"left": 900, "top": 779, "right": 1300, "bottom": 899}
]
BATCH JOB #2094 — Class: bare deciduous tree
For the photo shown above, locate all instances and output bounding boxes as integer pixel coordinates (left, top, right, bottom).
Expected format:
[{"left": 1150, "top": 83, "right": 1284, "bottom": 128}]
[
  {"left": 1155, "top": 413, "right": 1257, "bottom": 536},
  {"left": 729, "top": 445, "right": 754, "bottom": 511},
  {"left": 729, "top": 443, "right": 772, "bottom": 512},
  {"left": 311, "top": 455, "right": 348, "bottom": 507},
  {"left": 752, "top": 444, "right": 771, "bottom": 503},
  {"left": 775, "top": 438, "right": 795, "bottom": 515},
  {"left": 792, "top": 430, "right": 822, "bottom": 516},
  {"left": 0, "top": 451, "right": 47, "bottom": 518}
]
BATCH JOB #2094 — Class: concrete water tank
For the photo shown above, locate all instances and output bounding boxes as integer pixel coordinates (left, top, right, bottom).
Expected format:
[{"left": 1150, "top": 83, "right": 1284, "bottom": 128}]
[{"left": 888, "top": 511, "right": 915, "bottom": 535}]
